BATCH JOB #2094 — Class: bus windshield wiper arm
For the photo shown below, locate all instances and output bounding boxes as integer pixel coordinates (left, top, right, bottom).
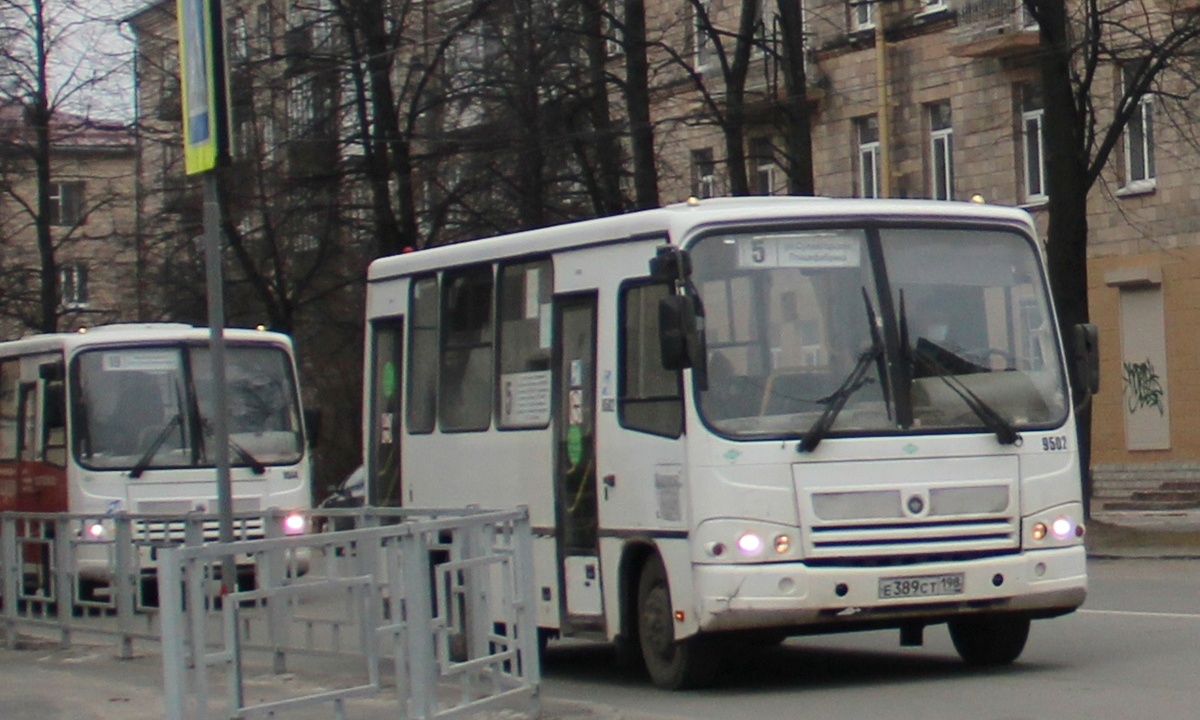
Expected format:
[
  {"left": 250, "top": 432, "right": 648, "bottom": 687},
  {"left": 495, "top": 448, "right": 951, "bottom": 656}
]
[
  {"left": 914, "top": 353, "right": 1020, "bottom": 445},
  {"left": 798, "top": 344, "right": 880, "bottom": 453},
  {"left": 130, "top": 413, "right": 183, "bottom": 478},
  {"left": 230, "top": 439, "right": 266, "bottom": 475}
]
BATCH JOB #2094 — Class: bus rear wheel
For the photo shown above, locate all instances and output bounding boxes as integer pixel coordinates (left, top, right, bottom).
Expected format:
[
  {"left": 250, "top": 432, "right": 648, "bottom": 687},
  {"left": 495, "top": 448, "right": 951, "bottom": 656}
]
[
  {"left": 948, "top": 614, "right": 1030, "bottom": 667},
  {"left": 636, "top": 555, "right": 719, "bottom": 690}
]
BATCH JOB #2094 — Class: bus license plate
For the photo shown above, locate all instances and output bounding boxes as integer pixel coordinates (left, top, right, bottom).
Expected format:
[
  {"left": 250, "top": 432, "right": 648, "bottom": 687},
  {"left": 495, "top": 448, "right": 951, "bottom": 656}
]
[{"left": 878, "top": 573, "right": 965, "bottom": 599}]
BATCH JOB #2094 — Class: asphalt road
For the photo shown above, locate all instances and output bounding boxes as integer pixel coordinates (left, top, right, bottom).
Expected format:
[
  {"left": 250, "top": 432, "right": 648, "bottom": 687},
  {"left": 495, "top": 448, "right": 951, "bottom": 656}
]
[
  {"left": 1, "top": 558, "right": 1197, "bottom": 719},
  {"left": 538, "top": 558, "right": 1200, "bottom": 720}
]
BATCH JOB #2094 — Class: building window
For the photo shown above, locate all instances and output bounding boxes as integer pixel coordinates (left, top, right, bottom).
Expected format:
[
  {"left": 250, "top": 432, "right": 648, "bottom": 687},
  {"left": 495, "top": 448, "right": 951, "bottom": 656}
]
[
  {"left": 605, "top": 0, "right": 623, "bottom": 56},
  {"left": 60, "top": 263, "right": 89, "bottom": 309},
  {"left": 691, "top": 0, "right": 715, "bottom": 71},
  {"left": 287, "top": 76, "right": 314, "bottom": 134},
  {"left": 851, "top": 0, "right": 873, "bottom": 30},
  {"left": 1123, "top": 68, "right": 1156, "bottom": 191},
  {"left": 928, "top": 101, "right": 954, "bottom": 200},
  {"left": 691, "top": 148, "right": 719, "bottom": 198},
  {"left": 1021, "top": 83, "right": 1046, "bottom": 203},
  {"left": 855, "top": 115, "right": 881, "bottom": 198},
  {"left": 750, "top": 137, "right": 782, "bottom": 195},
  {"left": 49, "top": 181, "right": 85, "bottom": 226}
]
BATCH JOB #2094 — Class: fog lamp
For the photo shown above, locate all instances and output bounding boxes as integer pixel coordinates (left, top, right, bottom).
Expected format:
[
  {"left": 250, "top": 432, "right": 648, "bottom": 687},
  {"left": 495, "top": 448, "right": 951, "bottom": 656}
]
[{"left": 1051, "top": 517, "right": 1073, "bottom": 540}]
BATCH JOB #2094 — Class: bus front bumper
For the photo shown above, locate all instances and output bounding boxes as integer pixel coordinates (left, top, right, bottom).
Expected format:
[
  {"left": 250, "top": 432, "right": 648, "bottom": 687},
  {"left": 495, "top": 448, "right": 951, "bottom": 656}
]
[{"left": 691, "top": 545, "right": 1086, "bottom": 633}]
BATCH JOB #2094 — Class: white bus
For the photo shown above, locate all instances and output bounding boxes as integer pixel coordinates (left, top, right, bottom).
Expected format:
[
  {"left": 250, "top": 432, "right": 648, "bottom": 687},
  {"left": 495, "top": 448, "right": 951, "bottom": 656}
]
[
  {"left": 0, "top": 323, "right": 315, "bottom": 594},
  {"left": 363, "top": 197, "right": 1097, "bottom": 689}
]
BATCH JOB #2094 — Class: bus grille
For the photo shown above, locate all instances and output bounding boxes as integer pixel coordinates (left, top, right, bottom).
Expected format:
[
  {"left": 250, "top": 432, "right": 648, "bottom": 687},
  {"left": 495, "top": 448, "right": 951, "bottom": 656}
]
[
  {"left": 132, "top": 517, "right": 267, "bottom": 545},
  {"left": 804, "top": 517, "right": 1018, "bottom": 566}
]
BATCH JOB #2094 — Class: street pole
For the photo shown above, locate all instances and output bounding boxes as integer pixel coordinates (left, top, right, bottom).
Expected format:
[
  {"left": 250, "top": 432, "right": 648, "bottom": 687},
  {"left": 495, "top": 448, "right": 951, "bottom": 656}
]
[{"left": 202, "top": 172, "right": 235, "bottom": 591}]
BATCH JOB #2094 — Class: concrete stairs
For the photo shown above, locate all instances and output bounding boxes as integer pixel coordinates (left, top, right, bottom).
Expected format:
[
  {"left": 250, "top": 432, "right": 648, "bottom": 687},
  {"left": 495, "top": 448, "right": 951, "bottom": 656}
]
[{"left": 1092, "top": 464, "right": 1200, "bottom": 513}]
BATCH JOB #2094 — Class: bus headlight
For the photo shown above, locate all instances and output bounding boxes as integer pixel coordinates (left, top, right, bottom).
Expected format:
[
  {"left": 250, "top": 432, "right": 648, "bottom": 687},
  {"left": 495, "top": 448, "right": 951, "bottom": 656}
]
[
  {"left": 83, "top": 519, "right": 110, "bottom": 541},
  {"left": 1051, "top": 516, "right": 1075, "bottom": 540},
  {"left": 737, "top": 533, "right": 763, "bottom": 556},
  {"left": 1025, "top": 505, "right": 1084, "bottom": 547},
  {"left": 283, "top": 512, "right": 308, "bottom": 536},
  {"left": 694, "top": 520, "right": 801, "bottom": 563}
]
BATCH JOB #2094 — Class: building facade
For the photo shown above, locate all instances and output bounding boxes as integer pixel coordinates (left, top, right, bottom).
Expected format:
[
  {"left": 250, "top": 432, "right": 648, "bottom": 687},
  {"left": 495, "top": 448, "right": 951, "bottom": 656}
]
[{"left": 0, "top": 104, "right": 138, "bottom": 339}]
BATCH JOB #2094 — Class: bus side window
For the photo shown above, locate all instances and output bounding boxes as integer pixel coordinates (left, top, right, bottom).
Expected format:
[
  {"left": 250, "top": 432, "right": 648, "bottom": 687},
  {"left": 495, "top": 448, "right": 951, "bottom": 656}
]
[
  {"left": 0, "top": 360, "right": 17, "bottom": 461},
  {"left": 440, "top": 264, "right": 495, "bottom": 432},
  {"left": 407, "top": 276, "right": 439, "bottom": 434},
  {"left": 619, "top": 280, "right": 683, "bottom": 438},
  {"left": 41, "top": 365, "right": 66, "bottom": 467}
]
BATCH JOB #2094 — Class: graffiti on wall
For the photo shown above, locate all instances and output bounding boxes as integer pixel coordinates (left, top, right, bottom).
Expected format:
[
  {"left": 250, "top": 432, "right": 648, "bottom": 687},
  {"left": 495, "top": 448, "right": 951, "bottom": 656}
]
[{"left": 1122, "top": 358, "right": 1165, "bottom": 416}]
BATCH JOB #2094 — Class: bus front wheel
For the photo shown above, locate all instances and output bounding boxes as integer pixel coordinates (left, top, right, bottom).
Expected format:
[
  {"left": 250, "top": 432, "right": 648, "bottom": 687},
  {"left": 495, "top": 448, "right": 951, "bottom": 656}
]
[
  {"left": 948, "top": 614, "right": 1030, "bottom": 666},
  {"left": 636, "top": 555, "right": 719, "bottom": 690}
]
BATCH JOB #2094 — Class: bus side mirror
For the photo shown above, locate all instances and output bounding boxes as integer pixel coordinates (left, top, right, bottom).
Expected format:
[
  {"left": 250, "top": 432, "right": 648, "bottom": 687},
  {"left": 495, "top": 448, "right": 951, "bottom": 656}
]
[
  {"left": 304, "top": 407, "right": 322, "bottom": 448},
  {"left": 1072, "top": 323, "right": 1099, "bottom": 395},
  {"left": 659, "top": 295, "right": 691, "bottom": 371},
  {"left": 658, "top": 295, "right": 708, "bottom": 390}
]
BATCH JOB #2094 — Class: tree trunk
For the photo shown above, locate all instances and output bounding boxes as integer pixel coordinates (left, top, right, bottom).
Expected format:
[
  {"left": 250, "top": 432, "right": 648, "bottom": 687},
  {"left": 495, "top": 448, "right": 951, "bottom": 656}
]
[
  {"left": 624, "top": 0, "right": 659, "bottom": 209},
  {"left": 33, "top": 0, "right": 57, "bottom": 333},
  {"left": 1039, "top": 0, "right": 1093, "bottom": 514},
  {"left": 775, "top": 0, "right": 814, "bottom": 195}
]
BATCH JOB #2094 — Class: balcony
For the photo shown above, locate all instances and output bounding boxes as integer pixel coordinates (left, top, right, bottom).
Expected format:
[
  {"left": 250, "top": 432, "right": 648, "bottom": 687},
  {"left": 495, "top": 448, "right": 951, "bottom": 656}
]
[{"left": 948, "top": 0, "right": 1039, "bottom": 58}]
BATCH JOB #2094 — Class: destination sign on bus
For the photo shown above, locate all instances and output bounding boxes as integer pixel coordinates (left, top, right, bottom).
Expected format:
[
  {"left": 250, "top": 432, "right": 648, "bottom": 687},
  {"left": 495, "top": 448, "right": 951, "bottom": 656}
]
[{"left": 736, "top": 232, "right": 862, "bottom": 269}]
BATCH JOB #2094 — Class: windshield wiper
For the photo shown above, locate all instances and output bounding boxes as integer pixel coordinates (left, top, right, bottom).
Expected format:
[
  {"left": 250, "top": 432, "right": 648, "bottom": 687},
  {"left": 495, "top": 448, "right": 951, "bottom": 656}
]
[
  {"left": 912, "top": 351, "right": 1021, "bottom": 446},
  {"left": 798, "top": 289, "right": 887, "bottom": 453},
  {"left": 198, "top": 417, "right": 267, "bottom": 474},
  {"left": 129, "top": 414, "right": 183, "bottom": 478},
  {"left": 230, "top": 439, "right": 266, "bottom": 475},
  {"left": 798, "top": 344, "right": 880, "bottom": 453}
]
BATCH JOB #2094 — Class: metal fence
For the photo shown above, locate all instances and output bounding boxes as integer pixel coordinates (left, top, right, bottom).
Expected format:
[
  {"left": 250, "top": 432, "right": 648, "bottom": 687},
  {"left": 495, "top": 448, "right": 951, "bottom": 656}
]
[{"left": 0, "top": 507, "right": 540, "bottom": 720}]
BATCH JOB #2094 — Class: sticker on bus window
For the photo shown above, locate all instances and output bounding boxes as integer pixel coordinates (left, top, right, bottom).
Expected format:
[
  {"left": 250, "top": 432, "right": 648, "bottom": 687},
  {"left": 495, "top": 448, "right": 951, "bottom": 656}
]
[
  {"left": 500, "top": 371, "right": 551, "bottom": 427},
  {"left": 737, "top": 232, "right": 862, "bottom": 269},
  {"left": 101, "top": 350, "right": 177, "bottom": 372}
]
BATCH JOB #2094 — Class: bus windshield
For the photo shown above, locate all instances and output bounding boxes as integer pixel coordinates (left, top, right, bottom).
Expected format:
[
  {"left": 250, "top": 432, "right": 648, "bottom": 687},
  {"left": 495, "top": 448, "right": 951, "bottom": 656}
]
[
  {"left": 72, "top": 344, "right": 304, "bottom": 472},
  {"left": 690, "top": 224, "right": 1068, "bottom": 440}
]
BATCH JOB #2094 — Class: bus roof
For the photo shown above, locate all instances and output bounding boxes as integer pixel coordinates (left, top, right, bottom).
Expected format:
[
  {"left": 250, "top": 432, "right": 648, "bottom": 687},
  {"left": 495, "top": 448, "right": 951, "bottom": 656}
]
[
  {"left": 0, "top": 324, "right": 294, "bottom": 360},
  {"left": 368, "top": 197, "right": 1038, "bottom": 282}
]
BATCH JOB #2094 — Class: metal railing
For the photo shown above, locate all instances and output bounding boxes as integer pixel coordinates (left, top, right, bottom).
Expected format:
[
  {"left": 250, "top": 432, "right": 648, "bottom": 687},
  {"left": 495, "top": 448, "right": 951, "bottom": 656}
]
[{"left": 0, "top": 507, "right": 539, "bottom": 719}]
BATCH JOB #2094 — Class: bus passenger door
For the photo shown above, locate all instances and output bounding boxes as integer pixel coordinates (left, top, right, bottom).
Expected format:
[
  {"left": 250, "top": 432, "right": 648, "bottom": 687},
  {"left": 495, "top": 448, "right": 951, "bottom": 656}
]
[
  {"left": 369, "top": 317, "right": 404, "bottom": 507},
  {"left": 554, "top": 293, "right": 603, "bottom": 625}
]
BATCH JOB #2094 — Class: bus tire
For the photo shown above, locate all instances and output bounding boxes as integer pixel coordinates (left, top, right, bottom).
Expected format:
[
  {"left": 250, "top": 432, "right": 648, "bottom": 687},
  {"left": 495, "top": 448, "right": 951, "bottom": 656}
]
[
  {"left": 636, "top": 554, "right": 719, "bottom": 690},
  {"left": 948, "top": 614, "right": 1030, "bottom": 667}
]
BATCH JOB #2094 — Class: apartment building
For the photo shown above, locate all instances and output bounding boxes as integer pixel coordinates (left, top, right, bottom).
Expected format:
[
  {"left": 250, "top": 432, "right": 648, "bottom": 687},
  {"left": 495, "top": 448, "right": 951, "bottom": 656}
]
[{"left": 0, "top": 103, "right": 138, "bottom": 339}]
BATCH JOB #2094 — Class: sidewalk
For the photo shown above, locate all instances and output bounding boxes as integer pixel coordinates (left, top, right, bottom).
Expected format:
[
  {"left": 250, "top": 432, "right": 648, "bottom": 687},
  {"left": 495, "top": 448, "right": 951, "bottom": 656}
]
[
  {"left": 4, "top": 515, "right": 1198, "bottom": 720},
  {"left": 1086, "top": 511, "right": 1200, "bottom": 558}
]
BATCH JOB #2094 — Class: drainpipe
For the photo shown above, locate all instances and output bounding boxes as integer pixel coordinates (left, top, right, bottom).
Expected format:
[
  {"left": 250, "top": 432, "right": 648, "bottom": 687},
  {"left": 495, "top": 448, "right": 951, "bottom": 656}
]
[{"left": 875, "top": 0, "right": 892, "bottom": 197}]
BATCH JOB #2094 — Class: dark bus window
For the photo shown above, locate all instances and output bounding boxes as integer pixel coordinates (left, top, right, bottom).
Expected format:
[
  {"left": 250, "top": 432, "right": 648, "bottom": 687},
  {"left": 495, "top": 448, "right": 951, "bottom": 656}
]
[
  {"left": 0, "top": 360, "right": 17, "bottom": 461},
  {"left": 407, "top": 276, "right": 438, "bottom": 434},
  {"left": 619, "top": 281, "right": 683, "bottom": 438},
  {"left": 497, "top": 258, "right": 553, "bottom": 429},
  {"left": 440, "top": 264, "right": 494, "bottom": 431}
]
